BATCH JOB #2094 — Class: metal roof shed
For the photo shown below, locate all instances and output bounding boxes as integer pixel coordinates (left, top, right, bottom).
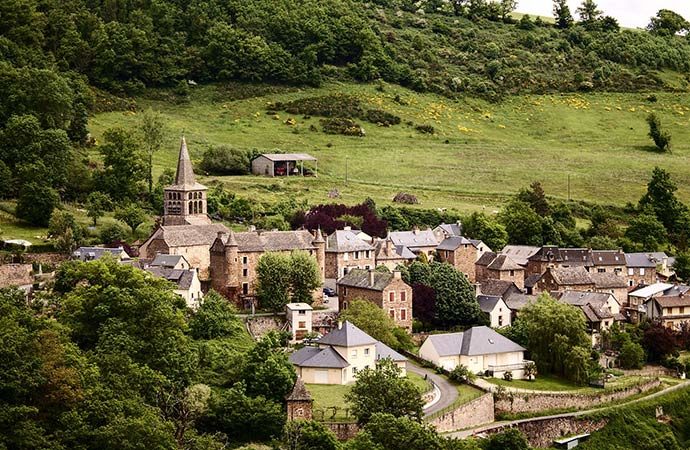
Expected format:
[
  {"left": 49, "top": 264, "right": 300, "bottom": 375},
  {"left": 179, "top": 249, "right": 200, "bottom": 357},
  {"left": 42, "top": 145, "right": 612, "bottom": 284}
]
[{"left": 251, "top": 153, "right": 318, "bottom": 177}]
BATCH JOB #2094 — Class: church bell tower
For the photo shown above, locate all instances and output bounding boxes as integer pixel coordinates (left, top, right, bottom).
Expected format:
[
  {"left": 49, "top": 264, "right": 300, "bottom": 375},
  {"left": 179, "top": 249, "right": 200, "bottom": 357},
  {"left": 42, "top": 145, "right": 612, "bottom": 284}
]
[{"left": 162, "top": 137, "right": 211, "bottom": 226}]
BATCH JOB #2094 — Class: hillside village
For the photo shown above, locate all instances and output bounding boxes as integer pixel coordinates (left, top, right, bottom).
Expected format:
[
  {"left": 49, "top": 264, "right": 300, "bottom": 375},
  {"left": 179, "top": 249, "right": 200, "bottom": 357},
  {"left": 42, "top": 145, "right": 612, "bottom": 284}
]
[{"left": 5, "top": 0, "right": 690, "bottom": 449}]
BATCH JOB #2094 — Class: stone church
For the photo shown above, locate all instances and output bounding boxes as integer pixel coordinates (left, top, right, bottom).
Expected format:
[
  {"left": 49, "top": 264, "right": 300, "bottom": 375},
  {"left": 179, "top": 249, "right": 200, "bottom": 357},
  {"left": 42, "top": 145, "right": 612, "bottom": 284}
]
[{"left": 139, "top": 137, "right": 325, "bottom": 306}]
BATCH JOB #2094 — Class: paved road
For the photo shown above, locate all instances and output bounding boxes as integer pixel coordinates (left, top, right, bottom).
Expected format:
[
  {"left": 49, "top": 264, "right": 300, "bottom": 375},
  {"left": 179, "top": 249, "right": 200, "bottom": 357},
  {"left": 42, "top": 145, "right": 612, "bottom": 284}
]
[
  {"left": 446, "top": 380, "right": 690, "bottom": 439},
  {"left": 407, "top": 363, "right": 458, "bottom": 417}
]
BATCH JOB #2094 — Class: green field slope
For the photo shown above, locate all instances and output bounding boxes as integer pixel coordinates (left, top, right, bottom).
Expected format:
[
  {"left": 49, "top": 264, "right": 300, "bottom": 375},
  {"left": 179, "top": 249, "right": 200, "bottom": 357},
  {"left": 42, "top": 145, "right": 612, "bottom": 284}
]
[{"left": 89, "top": 83, "right": 690, "bottom": 212}]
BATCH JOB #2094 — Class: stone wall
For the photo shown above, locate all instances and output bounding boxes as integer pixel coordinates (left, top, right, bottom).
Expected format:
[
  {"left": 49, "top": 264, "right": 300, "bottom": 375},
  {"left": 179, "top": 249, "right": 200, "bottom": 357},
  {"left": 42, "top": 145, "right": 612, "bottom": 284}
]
[
  {"left": 483, "top": 417, "right": 608, "bottom": 448},
  {"left": 19, "top": 253, "right": 67, "bottom": 267},
  {"left": 494, "top": 378, "right": 661, "bottom": 414},
  {"left": 245, "top": 315, "right": 285, "bottom": 339},
  {"left": 427, "top": 392, "right": 495, "bottom": 433},
  {"left": 325, "top": 422, "right": 359, "bottom": 441}
]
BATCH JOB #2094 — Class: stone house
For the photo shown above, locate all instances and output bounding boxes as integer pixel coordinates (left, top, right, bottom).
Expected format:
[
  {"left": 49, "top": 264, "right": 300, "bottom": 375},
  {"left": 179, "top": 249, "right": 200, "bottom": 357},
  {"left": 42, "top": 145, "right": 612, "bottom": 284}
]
[
  {"left": 325, "top": 228, "right": 375, "bottom": 279},
  {"left": 73, "top": 246, "right": 131, "bottom": 263},
  {"left": 432, "top": 222, "right": 463, "bottom": 242},
  {"left": 590, "top": 272, "right": 629, "bottom": 305},
  {"left": 209, "top": 229, "right": 325, "bottom": 307},
  {"left": 0, "top": 264, "right": 34, "bottom": 296},
  {"left": 286, "top": 378, "right": 313, "bottom": 421},
  {"left": 591, "top": 250, "right": 626, "bottom": 275},
  {"left": 286, "top": 302, "right": 313, "bottom": 343},
  {"left": 289, "top": 321, "right": 406, "bottom": 384},
  {"left": 389, "top": 228, "right": 438, "bottom": 258},
  {"left": 436, "top": 236, "right": 490, "bottom": 282},
  {"left": 645, "top": 292, "right": 690, "bottom": 330},
  {"left": 337, "top": 269, "right": 412, "bottom": 332},
  {"left": 475, "top": 252, "right": 524, "bottom": 290},
  {"left": 373, "top": 236, "right": 416, "bottom": 270},
  {"left": 535, "top": 267, "right": 596, "bottom": 294},
  {"left": 557, "top": 291, "right": 624, "bottom": 346},
  {"left": 526, "top": 246, "right": 594, "bottom": 278},
  {"left": 476, "top": 279, "right": 523, "bottom": 300},
  {"left": 143, "top": 265, "right": 203, "bottom": 309},
  {"left": 624, "top": 253, "right": 661, "bottom": 287},
  {"left": 419, "top": 326, "right": 528, "bottom": 379},
  {"left": 477, "top": 295, "right": 511, "bottom": 328}
]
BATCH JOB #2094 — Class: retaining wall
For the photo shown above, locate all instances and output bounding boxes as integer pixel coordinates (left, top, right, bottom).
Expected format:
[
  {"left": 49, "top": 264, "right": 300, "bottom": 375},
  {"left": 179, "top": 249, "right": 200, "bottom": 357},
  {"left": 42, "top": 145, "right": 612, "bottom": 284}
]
[
  {"left": 483, "top": 417, "right": 608, "bottom": 448},
  {"left": 427, "top": 392, "right": 495, "bottom": 433},
  {"left": 324, "top": 422, "right": 359, "bottom": 440}
]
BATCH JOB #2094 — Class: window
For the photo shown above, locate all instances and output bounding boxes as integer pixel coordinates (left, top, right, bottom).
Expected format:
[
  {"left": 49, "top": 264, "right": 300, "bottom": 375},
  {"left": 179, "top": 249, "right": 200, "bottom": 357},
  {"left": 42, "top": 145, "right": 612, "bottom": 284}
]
[
  {"left": 343, "top": 252, "right": 349, "bottom": 261},
  {"left": 298, "top": 321, "right": 306, "bottom": 329},
  {"left": 400, "top": 309, "right": 407, "bottom": 321},
  {"left": 389, "top": 292, "right": 395, "bottom": 302},
  {"left": 355, "top": 251, "right": 360, "bottom": 259},
  {"left": 364, "top": 348, "right": 370, "bottom": 356},
  {"left": 628, "top": 280, "right": 634, "bottom": 287},
  {"left": 400, "top": 291, "right": 406, "bottom": 302},
  {"left": 628, "top": 268, "right": 634, "bottom": 276},
  {"left": 509, "top": 270, "right": 515, "bottom": 276},
  {"left": 366, "top": 250, "right": 371, "bottom": 258},
  {"left": 598, "top": 268, "right": 605, "bottom": 273},
  {"left": 343, "top": 287, "right": 347, "bottom": 296},
  {"left": 298, "top": 310, "right": 305, "bottom": 315},
  {"left": 352, "top": 367, "right": 358, "bottom": 375},
  {"left": 498, "top": 315, "right": 503, "bottom": 326},
  {"left": 242, "top": 268, "right": 248, "bottom": 277},
  {"left": 242, "top": 283, "right": 249, "bottom": 295},
  {"left": 640, "top": 268, "right": 645, "bottom": 275},
  {"left": 351, "top": 350, "right": 357, "bottom": 357},
  {"left": 682, "top": 307, "right": 686, "bottom": 315},
  {"left": 389, "top": 309, "right": 395, "bottom": 319},
  {"left": 242, "top": 256, "right": 248, "bottom": 265}
]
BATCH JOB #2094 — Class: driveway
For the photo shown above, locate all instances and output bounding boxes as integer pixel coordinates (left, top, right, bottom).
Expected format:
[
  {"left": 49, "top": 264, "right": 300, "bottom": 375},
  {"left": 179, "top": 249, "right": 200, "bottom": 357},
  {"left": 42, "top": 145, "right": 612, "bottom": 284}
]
[{"left": 407, "top": 363, "right": 458, "bottom": 417}]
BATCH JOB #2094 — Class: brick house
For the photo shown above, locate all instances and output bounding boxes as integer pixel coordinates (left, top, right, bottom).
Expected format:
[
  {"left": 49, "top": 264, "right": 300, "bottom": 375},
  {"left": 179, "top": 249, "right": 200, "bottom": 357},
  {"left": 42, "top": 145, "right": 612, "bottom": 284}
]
[
  {"left": 337, "top": 269, "right": 413, "bottom": 332},
  {"left": 325, "top": 228, "right": 375, "bottom": 279},
  {"left": 209, "top": 229, "right": 325, "bottom": 307},
  {"left": 373, "top": 236, "right": 417, "bottom": 270},
  {"left": 475, "top": 252, "right": 524, "bottom": 290},
  {"left": 436, "top": 236, "right": 491, "bottom": 282}
]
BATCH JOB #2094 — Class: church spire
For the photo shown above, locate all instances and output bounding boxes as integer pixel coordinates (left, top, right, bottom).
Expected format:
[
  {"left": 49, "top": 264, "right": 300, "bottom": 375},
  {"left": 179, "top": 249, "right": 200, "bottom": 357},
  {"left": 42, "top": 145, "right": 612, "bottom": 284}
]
[{"left": 175, "top": 136, "right": 196, "bottom": 187}]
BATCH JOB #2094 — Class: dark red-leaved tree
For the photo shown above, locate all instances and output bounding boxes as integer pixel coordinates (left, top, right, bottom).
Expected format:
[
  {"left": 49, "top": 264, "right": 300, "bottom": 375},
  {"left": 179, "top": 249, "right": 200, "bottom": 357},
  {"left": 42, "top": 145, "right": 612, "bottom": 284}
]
[
  {"left": 301, "top": 202, "right": 388, "bottom": 237},
  {"left": 412, "top": 284, "right": 436, "bottom": 326},
  {"left": 642, "top": 321, "right": 679, "bottom": 362}
]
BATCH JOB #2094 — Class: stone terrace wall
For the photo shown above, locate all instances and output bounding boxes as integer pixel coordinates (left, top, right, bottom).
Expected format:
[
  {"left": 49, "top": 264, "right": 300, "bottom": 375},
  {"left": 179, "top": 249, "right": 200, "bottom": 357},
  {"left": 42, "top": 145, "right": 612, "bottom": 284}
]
[
  {"left": 484, "top": 417, "right": 608, "bottom": 448},
  {"left": 245, "top": 315, "right": 286, "bottom": 339},
  {"left": 325, "top": 422, "right": 359, "bottom": 440},
  {"left": 427, "top": 392, "right": 495, "bottom": 433},
  {"left": 495, "top": 378, "right": 661, "bottom": 414}
]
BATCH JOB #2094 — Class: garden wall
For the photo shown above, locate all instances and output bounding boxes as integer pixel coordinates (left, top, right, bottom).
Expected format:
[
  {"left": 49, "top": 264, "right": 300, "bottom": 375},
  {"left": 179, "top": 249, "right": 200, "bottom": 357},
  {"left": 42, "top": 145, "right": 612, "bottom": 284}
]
[
  {"left": 483, "top": 417, "right": 608, "bottom": 448},
  {"left": 324, "top": 422, "right": 359, "bottom": 440},
  {"left": 494, "top": 378, "right": 661, "bottom": 414},
  {"left": 427, "top": 392, "right": 495, "bottom": 433}
]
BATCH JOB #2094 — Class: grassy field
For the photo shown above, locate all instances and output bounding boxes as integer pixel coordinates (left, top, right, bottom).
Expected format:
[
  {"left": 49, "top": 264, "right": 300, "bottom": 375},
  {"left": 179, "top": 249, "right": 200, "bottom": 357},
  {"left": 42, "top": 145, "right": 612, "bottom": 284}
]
[
  {"left": 487, "top": 374, "right": 651, "bottom": 393},
  {"left": 89, "top": 82, "right": 690, "bottom": 214}
]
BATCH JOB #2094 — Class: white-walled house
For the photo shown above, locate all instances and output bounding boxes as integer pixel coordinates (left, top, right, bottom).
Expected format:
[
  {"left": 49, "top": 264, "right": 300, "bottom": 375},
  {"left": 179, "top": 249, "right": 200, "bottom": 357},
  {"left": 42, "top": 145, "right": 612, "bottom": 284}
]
[
  {"left": 419, "top": 326, "right": 528, "bottom": 379},
  {"left": 286, "top": 302, "right": 313, "bottom": 343},
  {"left": 477, "top": 295, "right": 512, "bottom": 328},
  {"left": 289, "top": 321, "right": 407, "bottom": 384}
]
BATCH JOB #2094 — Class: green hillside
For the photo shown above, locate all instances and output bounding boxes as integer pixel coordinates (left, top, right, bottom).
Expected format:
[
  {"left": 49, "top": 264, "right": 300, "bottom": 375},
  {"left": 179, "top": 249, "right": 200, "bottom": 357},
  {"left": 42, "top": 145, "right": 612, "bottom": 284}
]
[{"left": 90, "top": 83, "right": 690, "bottom": 212}]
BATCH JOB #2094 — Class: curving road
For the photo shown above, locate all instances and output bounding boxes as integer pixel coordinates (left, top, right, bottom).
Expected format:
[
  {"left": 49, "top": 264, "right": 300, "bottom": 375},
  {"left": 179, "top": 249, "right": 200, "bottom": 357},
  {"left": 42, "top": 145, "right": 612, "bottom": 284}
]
[{"left": 407, "top": 363, "right": 458, "bottom": 417}]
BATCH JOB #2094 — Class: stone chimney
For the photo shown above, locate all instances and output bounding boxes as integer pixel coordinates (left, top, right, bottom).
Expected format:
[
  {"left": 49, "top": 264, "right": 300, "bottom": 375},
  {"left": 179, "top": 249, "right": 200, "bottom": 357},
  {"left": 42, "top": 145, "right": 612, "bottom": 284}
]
[
  {"left": 368, "top": 269, "right": 376, "bottom": 286},
  {"left": 393, "top": 270, "right": 401, "bottom": 280},
  {"left": 337, "top": 321, "right": 343, "bottom": 330},
  {"left": 386, "top": 237, "right": 393, "bottom": 255},
  {"left": 344, "top": 226, "right": 351, "bottom": 231}
]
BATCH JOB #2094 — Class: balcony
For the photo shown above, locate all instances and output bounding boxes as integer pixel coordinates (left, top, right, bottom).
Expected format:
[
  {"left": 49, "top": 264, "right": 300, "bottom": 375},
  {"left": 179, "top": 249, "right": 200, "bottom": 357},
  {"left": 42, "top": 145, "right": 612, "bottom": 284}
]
[{"left": 487, "top": 360, "right": 534, "bottom": 372}]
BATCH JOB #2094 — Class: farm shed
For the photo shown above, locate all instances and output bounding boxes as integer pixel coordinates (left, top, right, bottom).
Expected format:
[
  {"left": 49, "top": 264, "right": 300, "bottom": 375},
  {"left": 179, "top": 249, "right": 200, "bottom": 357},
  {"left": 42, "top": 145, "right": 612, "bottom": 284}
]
[{"left": 251, "top": 153, "right": 318, "bottom": 177}]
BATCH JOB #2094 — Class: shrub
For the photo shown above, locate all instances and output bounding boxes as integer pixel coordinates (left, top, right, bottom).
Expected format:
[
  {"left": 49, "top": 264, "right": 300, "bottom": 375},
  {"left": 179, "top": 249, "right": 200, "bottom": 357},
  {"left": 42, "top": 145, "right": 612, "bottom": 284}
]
[
  {"left": 99, "top": 223, "right": 130, "bottom": 244},
  {"left": 646, "top": 113, "right": 671, "bottom": 152},
  {"left": 393, "top": 192, "right": 418, "bottom": 204},
  {"left": 200, "top": 146, "right": 251, "bottom": 175},
  {"left": 320, "top": 118, "right": 365, "bottom": 136},
  {"left": 364, "top": 109, "right": 401, "bottom": 126},
  {"left": 449, "top": 365, "right": 476, "bottom": 383},
  {"left": 415, "top": 124, "right": 435, "bottom": 134},
  {"left": 503, "top": 370, "right": 513, "bottom": 381}
]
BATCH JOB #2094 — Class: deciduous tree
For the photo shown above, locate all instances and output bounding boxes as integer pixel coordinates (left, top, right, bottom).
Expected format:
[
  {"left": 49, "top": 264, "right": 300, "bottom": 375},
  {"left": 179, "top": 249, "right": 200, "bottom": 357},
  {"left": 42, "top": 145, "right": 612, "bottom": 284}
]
[{"left": 138, "top": 108, "right": 166, "bottom": 195}]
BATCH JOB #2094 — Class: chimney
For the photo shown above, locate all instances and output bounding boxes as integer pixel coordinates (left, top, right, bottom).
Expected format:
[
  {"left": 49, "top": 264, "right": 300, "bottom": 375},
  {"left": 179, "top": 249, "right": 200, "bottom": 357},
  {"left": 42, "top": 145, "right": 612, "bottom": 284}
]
[
  {"left": 386, "top": 237, "right": 393, "bottom": 254},
  {"left": 344, "top": 226, "right": 351, "bottom": 231},
  {"left": 337, "top": 321, "right": 343, "bottom": 330},
  {"left": 369, "top": 269, "right": 375, "bottom": 286},
  {"left": 475, "top": 282, "right": 481, "bottom": 296},
  {"left": 249, "top": 225, "right": 256, "bottom": 232},
  {"left": 393, "top": 270, "right": 401, "bottom": 280}
]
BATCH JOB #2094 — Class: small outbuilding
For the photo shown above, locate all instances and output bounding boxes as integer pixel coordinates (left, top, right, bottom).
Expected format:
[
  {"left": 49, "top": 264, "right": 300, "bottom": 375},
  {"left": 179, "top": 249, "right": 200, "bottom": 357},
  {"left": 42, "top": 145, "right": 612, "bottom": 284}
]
[{"left": 251, "top": 153, "right": 318, "bottom": 177}]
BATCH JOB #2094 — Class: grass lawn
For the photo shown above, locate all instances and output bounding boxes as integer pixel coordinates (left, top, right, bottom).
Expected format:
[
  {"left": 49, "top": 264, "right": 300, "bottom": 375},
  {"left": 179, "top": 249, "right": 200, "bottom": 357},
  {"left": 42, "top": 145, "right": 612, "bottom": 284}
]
[
  {"left": 408, "top": 370, "right": 433, "bottom": 394},
  {"left": 89, "top": 82, "right": 690, "bottom": 214},
  {"left": 487, "top": 374, "right": 651, "bottom": 393},
  {"left": 456, "top": 383, "right": 484, "bottom": 403}
]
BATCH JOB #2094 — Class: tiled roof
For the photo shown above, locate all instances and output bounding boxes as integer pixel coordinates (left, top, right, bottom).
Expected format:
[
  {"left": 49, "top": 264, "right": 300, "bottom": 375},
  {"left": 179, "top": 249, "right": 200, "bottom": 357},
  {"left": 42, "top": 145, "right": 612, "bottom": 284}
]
[
  {"left": 591, "top": 250, "right": 625, "bottom": 266},
  {"left": 529, "top": 246, "right": 593, "bottom": 266},
  {"left": 337, "top": 269, "right": 396, "bottom": 291},
  {"left": 476, "top": 251, "right": 498, "bottom": 267},
  {"left": 425, "top": 326, "right": 525, "bottom": 357},
  {"left": 590, "top": 272, "right": 627, "bottom": 289},
  {"left": 150, "top": 254, "right": 187, "bottom": 268},
  {"left": 389, "top": 230, "right": 438, "bottom": 249},
  {"left": 214, "top": 229, "right": 317, "bottom": 252},
  {"left": 0, "top": 264, "right": 33, "bottom": 288},
  {"left": 477, "top": 295, "right": 502, "bottom": 313},
  {"left": 317, "top": 321, "right": 377, "bottom": 347},
  {"left": 289, "top": 346, "right": 349, "bottom": 368},
  {"left": 500, "top": 245, "right": 541, "bottom": 266},
  {"left": 478, "top": 279, "right": 520, "bottom": 298},
  {"left": 326, "top": 229, "right": 373, "bottom": 253},
  {"left": 286, "top": 378, "right": 312, "bottom": 401},
  {"left": 549, "top": 267, "right": 594, "bottom": 286},
  {"left": 375, "top": 238, "right": 415, "bottom": 261},
  {"left": 557, "top": 291, "right": 618, "bottom": 322},
  {"left": 654, "top": 296, "right": 690, "bottom": 308},
  {"left": 624, "top": 252, "right": 659, "bottom": 268},
  {"left": 524, "top": 274, "right": 541, "bottom": 288},
  {"left": 375, "top": 342, "right": 407, "bottom": 362},
  {"left": 148, "top": 224, "right": 230, "bottom": 247},
  {"left": 144, "top": 266, "right": 196, "bottom": 290},
  {"left": 487, "top": 254, "right": 522, "bottom": 271},
  {"left": 434, "top": 223, "right": 462, "bottom": 237},
  {"left": 437, "top": 236, "right": 475, "bottom": 251}
]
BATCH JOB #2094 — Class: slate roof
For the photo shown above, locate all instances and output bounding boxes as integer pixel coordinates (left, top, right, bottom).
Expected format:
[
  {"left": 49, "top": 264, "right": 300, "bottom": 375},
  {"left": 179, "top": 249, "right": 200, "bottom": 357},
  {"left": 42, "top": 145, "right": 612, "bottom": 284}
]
[
  {"left": 548, "top": 267, "right": 594, "bottom": 286},
  {"left": 150, "top": 254, "right": 188, "bottom": 268},
  {"left": 654, "top": 296, "right": 690, "bottom": 308},
  {"left": 286, "top": 302, "right": 313, "bottom": 311},
  {"left": 478, "top": 279, "right": 520, "bottom": 298},
  {"left": 425, "top": 326, "right": 525, "bottom": 357},
  {"left": 629, "top": 283, "right": 674, "bottom": 298},
  {"left": 147, "top": 224, "right": 230, "bottom": 248},
  {"left": 389, "top": 229, "right": 438, "bottom": 249},
  {"left": 557, "top": 290, "right": 613, "bottom": 306},
  {"left": 529, "top": 246, "right": 593, "bottom": 266},
  {"left": 375, "top": 238, "right": 417, "bottom": 261},
  {"left": 504, "top": 293, "right": 537, "bottom": 311},
  {"left": 590, "top": 272, "right": 628, "bottom": 289},
  {"left": 0, "top": 264, "right": 33, "bottom": 288},
  {"left": 591, "top": 250, "right": 625, "bottom": 266},
  {"left": 437, "top": 236, "right": 475, "bottom": 251},
  {"left": 434, "top": 223, "right": 462, "bottom": 237},
  {"left": 289, "top": 346, "right": 349, "bottom": 368},
  {"left": 167, "top": 137, "right": 207, "bottom": 190},
  {"left": 337, "top": 269, "right": 396, "bottom": 291},
  {"left": 375, "top": 342, "right": 407, "bottom": 362},
  {"left": 557, "top": 291, "right": 622, "bottom": 323},
  {"left": 286, "top": 378, "right": 312, "bottom": 401},
  {"left": 144, "top": 266, "right": 195, "bottom": 290},
  {"left": 476, "top": 251, "right": 498, "bottom": 267},
  {"left": 317, "top": 320, "right": 377, "bottom": 347},
  {"left": 624, "top": 252, "right": 659, "bottom": 268},
  {"left": 477, "top": 295, "right": 502, "bottom": 313},
  {"left": 662, "top": 285, "right": 690, "bottom": 297},
  {"left": 524, "top": 274, "right": 541, "bottom": 289},
  {"left": 213, "top": 229, "right": 316, "bottom": 252},
  {"left": 326, "top": 229, "right": 373, "bottom": 253},
  {"left": 73, "top": 246, "right": 129, "bottom": 261},
  {"left": 500, "top": 245, "right": 541, "bottom": 267},
  {"left": 487, "top": 254, "right": 522, "bottom": 271},
  {"left": 256, "top": 153, "right": 317, "bottom": 162}
]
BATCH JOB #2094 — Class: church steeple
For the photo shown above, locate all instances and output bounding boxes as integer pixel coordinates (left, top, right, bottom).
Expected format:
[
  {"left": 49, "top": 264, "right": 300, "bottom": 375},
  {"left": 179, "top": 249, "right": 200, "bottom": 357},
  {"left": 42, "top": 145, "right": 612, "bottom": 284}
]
[{"left": 162, "top": 137, "right": 211, "bottom": 226}]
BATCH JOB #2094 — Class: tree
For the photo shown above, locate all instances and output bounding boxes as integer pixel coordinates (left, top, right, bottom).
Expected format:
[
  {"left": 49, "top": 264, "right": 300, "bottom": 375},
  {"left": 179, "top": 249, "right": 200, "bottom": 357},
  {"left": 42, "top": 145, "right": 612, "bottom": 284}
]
[
  {"left": 624, "top": 212, "right": 668, "bottom": 252},
  {"left": 483, "top": 428, "right": 530, "bottom": 450},
  {"left": 518, "top": 293, "right": 593, "bottom": 384},
  {"left": 0, "top": 160, "right": 12, "bottom": 199},
  {"left": 576, "top": 0, "right": 602, "bottom": 27},
  {"left": 85, "top": 192, "right": 112, "bottom": 226},
  {"left": 648, "top": 9, "right": 689, "bottom": 36},
  {"left": 256, "top": 253, "right": 291, "bottom": 311},
  {"left": 429, "top": 262, "right": 484, "bottom": 327},
  {"left": 97, "top": 128, "right": 146, "bottom": 201},
  {"left": 600, "top": 16, "right": 620, "bottom": 32},
  {"left": 16, "top": 182, "right": 60, "bottom": 226},
  {"left": 241, "top": 332, "right": 296, "bottom": 402},
  {"left": 188, "top": 291, "right": 244, "bottom": 340},
  {"left": 346, "top": 413, "right": 444, "bottom": 450},
  {"left": 673, "top": 252, "right": 690, "bottom": 282},
  {"left": 553, "top": 0, "right": 574, "bottom": 29},
  {"left": 499, "top": 199, "right": 543, "bottom": 246},
  {"left": 99, "top": 223, "right": 129, "bottom": 245},
  {"left": 516, "top": 181, "right": 550, "bottom": 216},
  {"left": 48, "top": 209, "right": 86, "bottom": 253},
  {"left": 639, "top": 167, "right": 685, "bottom": 234},
  {"left": 345, "top": 359, "right": 423, "bottom": 425},
  {"left": 138, "top": 108, "right": 166, "bottom": 195},
  {"left": 462, "top": 212, "right": 508, "bottom": 250},
  {"left": 114, "top": 203, "right": 147, "bottom": 234},
  {"left": 619, "top": 340, "right": 645, "bottom": 370},
  {"left": 642, "top": 321, "right": 679, "bottom": 362},
  {"left": 497, "top": 0, "right": 517, "bottom": 21},
  {"left": 283, "top": 420, "right": 339, "bottom": 450},
  {"left": 339, "top": 299, "right": 411, "bottom": 351},
  {"left": 289, "top": 251, "right": 321, "bottom": 304},
  {"left": 412, "top": 284, "right": 436, "bottom": 326},
  {"left": 646, "top": 113, "right": 672, "bottom": 153}
]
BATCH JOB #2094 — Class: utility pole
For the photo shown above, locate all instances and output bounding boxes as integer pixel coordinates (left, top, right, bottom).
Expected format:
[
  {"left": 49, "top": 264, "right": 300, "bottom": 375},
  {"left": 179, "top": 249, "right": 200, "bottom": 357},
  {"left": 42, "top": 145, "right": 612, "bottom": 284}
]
[
  {"left": 567, "top": 174, "right": 571, "bottom": 201},
  {"left": 345, "top": 157, "right": 348, "bottom": 184}
]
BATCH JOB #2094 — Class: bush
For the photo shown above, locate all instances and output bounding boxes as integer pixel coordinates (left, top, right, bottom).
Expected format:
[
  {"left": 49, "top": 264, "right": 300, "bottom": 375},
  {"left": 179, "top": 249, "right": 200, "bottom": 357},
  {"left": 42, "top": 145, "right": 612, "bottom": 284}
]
[
  {"left": 393, "top": 192, "right": 418, "bottom": 204},
  {"left": 415, "top": 124, "right": 435, "bottom": 134},
  {"left": 16, "top": 183, "right": 60, "bottom": 227},
  {"left": 364, "top": 109, "right": 401, "bottom": 126},
  {"left": 200, "top": 146, "right": 251, "bottom": 175},
  {"left": 503, "top": 370, "right": 513, "bottom": 381},
  {"left": 449, "top": 365, "right": 476, "bottom": 383},
  {"left": 320, "top": 118, "right": 365, "bottom": 136},
  {"left": 99, "top": 223, "right": 130, "bottom": 245}
]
